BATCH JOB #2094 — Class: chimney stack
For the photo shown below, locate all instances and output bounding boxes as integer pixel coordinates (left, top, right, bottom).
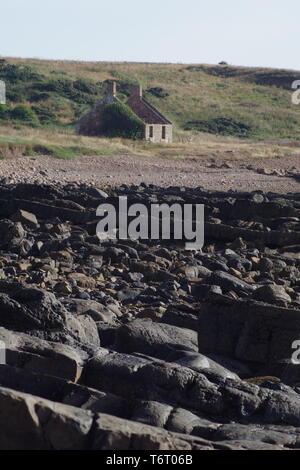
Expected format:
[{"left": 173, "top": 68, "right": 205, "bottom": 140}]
[
  {"left": 131, "top": 84, "right": 142, "bottom": 97},
  {"left": 107, "top": 81, "right": 117, "bottom": 97}
]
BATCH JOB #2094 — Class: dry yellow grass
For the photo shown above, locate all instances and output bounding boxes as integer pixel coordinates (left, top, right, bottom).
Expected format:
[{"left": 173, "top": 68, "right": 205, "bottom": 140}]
[{"left": 0, "top": 123, "right": 298, "bottom": 161}]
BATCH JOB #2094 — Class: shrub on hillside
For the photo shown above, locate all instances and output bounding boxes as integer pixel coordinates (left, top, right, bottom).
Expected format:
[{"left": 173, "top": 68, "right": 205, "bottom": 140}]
[
  {"left": 184, "top": 117, "right": 252, "bottom": 137},
  {"left": 101, "top": 102, "right": 144, "bottom": 139},
  {"left": 29, "top": 91, "right": 52, "bottom": 102},
  {"left": 147, "top": 87, "right": 169, "bottom": 98},
  {"left": 31, "top": 105, "right": 57, "bottom": 123},
  {"left": 73, "top": 78, "right": 100, "bottom": 95},
  {"left": 6, "top": 88, "right": 28, "bottom": 103},
  {"left": 35, "top": 79, "right": 99, "bottom": 105},
  {"left": 0, "top": 61, "right": 43, "bottom": 84},
  {"left": 0, "top": 104, "right": 9, "bottom": 119},
  {"left": 10, "top": 105, "right": 39, "bottom": 123}
]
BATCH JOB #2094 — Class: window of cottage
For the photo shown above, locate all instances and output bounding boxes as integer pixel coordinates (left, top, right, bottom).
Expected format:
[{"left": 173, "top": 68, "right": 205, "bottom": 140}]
[
  {"left": 162, "top": 126, "right": 166, "bottom": 139},
  {"left": 149, "top": 126, "right": 153, "bottom": 138}
]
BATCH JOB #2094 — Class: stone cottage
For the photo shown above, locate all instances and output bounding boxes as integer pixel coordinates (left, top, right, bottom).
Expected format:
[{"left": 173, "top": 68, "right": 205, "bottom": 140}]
[
  {"left": 0, "top": 81, "right": 5, "bottom": 105},
  {"left": 76, "top": 81, "right": 173, "bottom": 143},
  {"left": 127, "top": 84, "right": 172, "bottom": 143}
]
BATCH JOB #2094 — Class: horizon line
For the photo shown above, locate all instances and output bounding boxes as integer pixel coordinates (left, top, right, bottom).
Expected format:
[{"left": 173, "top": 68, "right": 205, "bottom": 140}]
[{"left": 1, "top": 56, "right": 300, "bottom": 73}]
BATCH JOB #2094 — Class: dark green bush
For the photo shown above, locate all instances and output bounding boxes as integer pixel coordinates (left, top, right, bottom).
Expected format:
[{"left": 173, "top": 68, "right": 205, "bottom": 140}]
[
  {"left": 34, "top": 78, "right": 73, "bottom": 95},
  {"left": 101, "top": 102, "right": 144, "bottom": 139},
  {"left": 10, "top": 105, "right": 39, "bottom": 122},
  {"left": 34, "top": 79, "right": 98, "bottom": 104},
  {"left": 147, "top": 87, "right": 169, "bottom": 98},
  {"left": 0, "top": 61, "right": 43, "bottom": 84},
  {"left": 6, "top": 89, "right": 28, "bottom": 103},
  {"left": 73, "top": 78, "right": 100, "bottom": 95},
  {"left": 0, "top": 104, "right": 9, "bottom": 119},
  {"left": 31, "top": 105, "right": 57, "bottom": 123},
  {"left": 29, "top": 91, "right": 52, "bottom": 102},
  {"left": 184, "top": 117, "right": 252, "bottom": 137}
]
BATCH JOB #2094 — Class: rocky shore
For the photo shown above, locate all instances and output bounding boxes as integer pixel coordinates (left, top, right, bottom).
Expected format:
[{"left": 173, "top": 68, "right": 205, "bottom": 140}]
[{"left": 1, "top": 182, "right": 300, "bottom": 450}]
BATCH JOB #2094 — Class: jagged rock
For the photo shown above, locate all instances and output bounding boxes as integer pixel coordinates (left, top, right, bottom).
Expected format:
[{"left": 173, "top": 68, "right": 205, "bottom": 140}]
[
  {"left": 113, "top": 319, "right": 198, "bottom": 358},
  {"left": 0, "top": 327, "right": 87, "bottom": 382},
  {"left": 82, "top": 350, "right": 300, "bottom": 425},
  {"left": 85, "top": 187, "right": 109, "bottom": 199},
  {"left": 117, "top": 288, "right": 144, "bottom": 302},
  {"left": 11, "top": 209, "right": 38, "bottom": 228},
  {"left": 166, "top": 408, "right": 219, "bottom": 436},
  {"left": 160, "top": 304, "right": 199, "bottom": 330},
  {"left": 253, "top": 284, "right": 292, "bottom": 306},
  {"left": 170, "top": 351, "right": 239, "bottom": 380},
  {"left": 130, "top": 400, "right": 173, "bottom": 428},
  {"left": 62, "top": 298, "right": 117, "bottom": 324},
  {"left": 0, "top": 280, "right": 67, "bottom": 330},
  {"left": 0, "top": 293, "right": 42, "bottom": 330},
  {"left": 0, "top": 183, "right": 300, "bottom": 450},
  {"left": 197, "top": 265, "right": 213, "bottom": 278},
  {"left": 198, "top": 295, "right": 300, "bottom": 365},
  {"left": 65, "top": 314, "right": 100, "bottom": 347},
  {"left": 67, "top": 272, "right": 96, "bottom": 289},
  {"left": 54, "top": 281, "right": 73, "bottom": 294},
  {"left": 0, "top": 386, "right": 93, "bottom": 450},
  {"left": 91, "top": 412, "right": 209, "bottom": 450},
  {"left": 0, "top": 219, "right": 25, "bottom": 247},
  {"left": 209, "top": 423, "right": 296, "bottom": 447},
  {"left": 209, "top": 271, "right": 256, "bottom": 296}
]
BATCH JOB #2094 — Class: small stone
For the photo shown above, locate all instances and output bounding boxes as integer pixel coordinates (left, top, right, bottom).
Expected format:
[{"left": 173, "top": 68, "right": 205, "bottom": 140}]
[
  {"left": 12, "top": 210, "right": 38, "bottom": 228},
  {"left": 76, "top": 291, "right": 91, "bottom": 300},
  {"left": 55, "top": 281, "right": 72, "bottom": 294}
]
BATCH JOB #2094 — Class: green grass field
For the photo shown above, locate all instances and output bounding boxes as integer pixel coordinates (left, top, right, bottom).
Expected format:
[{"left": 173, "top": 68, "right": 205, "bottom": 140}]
[{"left": 0, "top": 57, "right": 300, "bottom": 159}]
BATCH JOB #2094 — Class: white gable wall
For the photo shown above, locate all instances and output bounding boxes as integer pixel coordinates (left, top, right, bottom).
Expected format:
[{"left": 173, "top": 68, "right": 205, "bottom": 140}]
[{"left": 0, "top": 81, "right": 5, "bottom": 105}]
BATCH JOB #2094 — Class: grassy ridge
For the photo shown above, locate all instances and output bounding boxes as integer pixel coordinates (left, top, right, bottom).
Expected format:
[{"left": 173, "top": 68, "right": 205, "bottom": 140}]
[{"left": 1, "top": 58, "right": 300, "bottom": 142}]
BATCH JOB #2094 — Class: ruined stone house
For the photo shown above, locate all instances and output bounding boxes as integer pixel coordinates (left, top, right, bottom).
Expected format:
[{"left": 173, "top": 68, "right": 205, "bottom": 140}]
[
  {"left": 127, "top": 84, "right": 172, "bottom": 143},
  {"left": 76, "top": 82, "right": 173, "bottom": 143},
  {"left": 0, "top": 81, "right": 5, "bottom": 105},
  {"left": 75, "top": 82, "right": 119, "bottom": 137}
]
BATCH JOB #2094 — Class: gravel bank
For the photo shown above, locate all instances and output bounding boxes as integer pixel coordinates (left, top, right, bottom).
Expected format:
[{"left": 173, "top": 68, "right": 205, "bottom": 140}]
[{"left": 0, "top": 153, "right": 299, "bottom": 192}]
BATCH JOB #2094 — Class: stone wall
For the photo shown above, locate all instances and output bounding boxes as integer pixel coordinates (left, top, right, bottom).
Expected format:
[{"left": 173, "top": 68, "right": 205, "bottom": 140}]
[
  {"left": 145, "top": 124, "right": 173, "bottom": 143},
  {"left": 76, "top": 85, "right": 119, "bottom": 136},
  {"left": 0, "top": 81, "right": 5, "bottom": 105}
]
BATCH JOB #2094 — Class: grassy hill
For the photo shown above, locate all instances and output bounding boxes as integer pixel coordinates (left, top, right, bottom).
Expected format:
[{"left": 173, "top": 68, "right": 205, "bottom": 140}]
[{"left": 0, "top": 57, "right": 300, "bottom": 159}]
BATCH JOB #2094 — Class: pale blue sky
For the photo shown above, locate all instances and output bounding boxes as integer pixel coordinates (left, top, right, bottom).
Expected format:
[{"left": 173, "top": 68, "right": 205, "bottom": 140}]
[{"left": 0, "top": 0, "right": 298, "bottom": 69}]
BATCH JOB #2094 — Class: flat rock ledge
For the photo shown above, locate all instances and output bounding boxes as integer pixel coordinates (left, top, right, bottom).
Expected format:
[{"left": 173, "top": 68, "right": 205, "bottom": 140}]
[{"left": 0, "top": 182, "right": 300, "bottom": 450}]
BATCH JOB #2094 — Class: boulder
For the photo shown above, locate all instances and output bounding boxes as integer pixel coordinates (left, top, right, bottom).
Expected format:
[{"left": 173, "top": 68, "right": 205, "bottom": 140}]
[
  {"left": 113, "top": 319, "right": 198, "bottom": 359},
  {"left": 65, "top": 314, "right": 100, "bottom": 347},
  {"left": 0, "top": 280, "right": 67, "bottom": 331},
  {"left": 0, "top": 386, "right": 93, "bottom": 450},
  {"left": 0, "top": 327, "right": 87, "bottom": 382},
  {"left": 198, "top": 295, "right": 300, "bottom": 365},
  {"left": 210, "top": 271, "right": 256, "bottom": 296},
  {"left": 91, "top": 413, "right": 212, "bottom": 450},
  {"left": 253, "top": 284, "right": 292, "bottom": 307}
]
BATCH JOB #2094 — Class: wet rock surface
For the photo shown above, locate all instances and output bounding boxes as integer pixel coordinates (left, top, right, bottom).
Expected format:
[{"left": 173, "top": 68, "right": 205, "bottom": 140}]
[{"left": 0, "top": 182, "right": 300, "bottom": 449}]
